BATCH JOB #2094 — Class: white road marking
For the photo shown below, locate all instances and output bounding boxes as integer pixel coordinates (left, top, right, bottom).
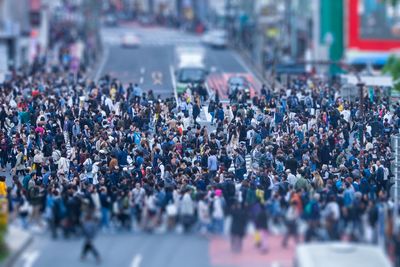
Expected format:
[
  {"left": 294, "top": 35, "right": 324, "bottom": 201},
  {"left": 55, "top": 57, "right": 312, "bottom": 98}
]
[
  {"left": 169, "top": 65, "right": 178, "bottom": 102},
  {"left": 233, "top": 52, "right": 255, "bottom": 78},
  {"left": 94, "top": 45, "right": 110, "bottom": 82},
  {"left": 151, "top": 72, "right": 163, "bottom": 85},
  {"left": 130, "top": 254, "right": 143, "bottom": 267},
  {"left": 204, "top": 82, "right": 214, "bottom": 101},
  {"left": 140, "top": 67, "right": 146, "bottom": 74},
  {"left": 22, "top": 250, "right": 40, "bottom": 267},
  {"left": 139, "top": 77, "right": 144, "bottom": 84}
]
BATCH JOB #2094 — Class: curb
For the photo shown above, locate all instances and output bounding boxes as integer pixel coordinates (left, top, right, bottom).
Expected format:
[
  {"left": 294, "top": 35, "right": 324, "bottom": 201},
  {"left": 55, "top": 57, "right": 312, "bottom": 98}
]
[{"left": 1, "top": 232, "right": 33, "bottom": 267}]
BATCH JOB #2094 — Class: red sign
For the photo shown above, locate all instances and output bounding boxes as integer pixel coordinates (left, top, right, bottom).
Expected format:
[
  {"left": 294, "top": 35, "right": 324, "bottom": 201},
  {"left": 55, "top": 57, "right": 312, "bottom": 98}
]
[{"left": 348, "top": 0, "right": 400, "bottom": 51}]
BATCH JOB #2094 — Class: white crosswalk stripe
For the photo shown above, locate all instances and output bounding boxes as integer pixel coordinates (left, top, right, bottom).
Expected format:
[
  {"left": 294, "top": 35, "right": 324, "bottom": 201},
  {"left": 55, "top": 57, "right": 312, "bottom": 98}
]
[
  {"left": 103, "top": 35, "right": 200, "bottom": 47},
  {"left": 228, "top": 154, "right": 252, "bottom": 175},
  {"left": 64, "top": 131, "right": 71, "bottom": 159},
  {"left": 197, "top": 105, "right": 212, "bottom": 124}
]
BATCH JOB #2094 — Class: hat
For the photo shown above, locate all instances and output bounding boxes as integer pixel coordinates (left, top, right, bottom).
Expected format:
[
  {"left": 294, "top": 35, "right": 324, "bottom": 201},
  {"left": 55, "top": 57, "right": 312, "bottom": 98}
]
[{"left": 215, "top": 189, "right": 222, "bottom": 197}]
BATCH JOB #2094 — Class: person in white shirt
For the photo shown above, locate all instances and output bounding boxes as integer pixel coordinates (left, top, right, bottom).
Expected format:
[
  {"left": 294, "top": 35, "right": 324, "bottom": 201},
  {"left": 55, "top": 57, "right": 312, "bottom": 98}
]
[
  {"left": 197, "top": 194, "right": 211, "bottom": 235},
  {"left": 211, "top": 189, "right": 225, "bottom": 235},
  {"left": 180, "top": 188, "right": 195, "bottom": 232},
  {"left": 323, "top": 195, "right": 341, "bottom": 240},
  {"left": 286, "top": 169, "right": 298, "bottom": 186}
]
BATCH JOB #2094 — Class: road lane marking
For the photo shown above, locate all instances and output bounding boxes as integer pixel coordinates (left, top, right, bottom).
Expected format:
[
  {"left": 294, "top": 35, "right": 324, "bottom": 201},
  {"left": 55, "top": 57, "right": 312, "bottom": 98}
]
[
  {"left": 130, "top": 254, "right": 142, "bottom": 267},
  {"left": 140, "top": 67, "right": 146, "bottom": 74},
  {"left": 233, "top": 52, "right": 262, "bottom": 89},
  {"left": 94, "top": 45, "right": 110, "bottom": 82},
  {"left": 22, "top": 250, "right": 40, "bottom": 267},
  {"left": 233, "top": 52, "right": 253, "bottom": 75},
  {"left": 169, "top": 65, "right": 178, "bottom": 102},
  {"left": 151, "top": 72, "right": 163, "bottom": 85},
  {"left": 139, "top": 77, "right": 144, "bottom": 84}
]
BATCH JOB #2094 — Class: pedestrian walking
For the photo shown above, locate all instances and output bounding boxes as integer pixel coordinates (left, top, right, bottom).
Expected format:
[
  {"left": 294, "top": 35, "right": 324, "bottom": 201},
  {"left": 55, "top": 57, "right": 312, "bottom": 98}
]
[
  {"left": 230, "top": 201, "right": 248, "bottom": 253},
  {"left": 81, "top": 212, "right": 101, "bottom": 264}
]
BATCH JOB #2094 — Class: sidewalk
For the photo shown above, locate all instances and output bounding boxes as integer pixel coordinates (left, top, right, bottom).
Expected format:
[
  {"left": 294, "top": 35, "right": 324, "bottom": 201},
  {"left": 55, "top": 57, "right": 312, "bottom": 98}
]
[{"left": 1, "top": 226, "right": 33, "bottom": 267}]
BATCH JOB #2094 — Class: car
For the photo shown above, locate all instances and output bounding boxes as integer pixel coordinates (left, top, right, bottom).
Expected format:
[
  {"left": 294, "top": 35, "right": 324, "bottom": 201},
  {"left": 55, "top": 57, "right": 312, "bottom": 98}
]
[
  {"left": 104, "top": 14, "right": 118, "bottom": 27},
  {"left": 202, "top": 30, "right": 228, "bottom": 48},
  {"left": 176, "top": 67, "right": 208, "bottom": 94},
  {"left": 121, "top": 34, "right": 140, "bottom": 48},
  {"left": 227, "top": 76, "right": 250, "bottom": 99}
]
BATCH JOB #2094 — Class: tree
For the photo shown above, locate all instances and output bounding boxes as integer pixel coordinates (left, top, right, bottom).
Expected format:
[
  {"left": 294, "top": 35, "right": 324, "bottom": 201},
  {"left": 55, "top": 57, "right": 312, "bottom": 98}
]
[{"left": 383, "top": 55, "right": 400, "bottom": 91}]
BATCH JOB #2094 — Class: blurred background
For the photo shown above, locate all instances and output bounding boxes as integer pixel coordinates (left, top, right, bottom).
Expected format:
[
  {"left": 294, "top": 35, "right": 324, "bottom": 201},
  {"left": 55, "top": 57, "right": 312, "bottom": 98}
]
[{"left": 0, "top": 1, "right": 399, "bottom": 267}]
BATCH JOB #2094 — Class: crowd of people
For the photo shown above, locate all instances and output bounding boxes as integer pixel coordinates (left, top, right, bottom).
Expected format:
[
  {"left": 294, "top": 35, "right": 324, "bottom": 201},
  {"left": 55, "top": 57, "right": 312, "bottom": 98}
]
[{"left": 1, "top": 50, "right": 400, "bottom": 264}]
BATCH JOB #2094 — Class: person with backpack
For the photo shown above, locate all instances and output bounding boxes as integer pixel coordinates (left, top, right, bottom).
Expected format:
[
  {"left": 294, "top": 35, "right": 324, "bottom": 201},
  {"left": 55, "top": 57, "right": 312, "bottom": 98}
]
[
  {"left": 304, "top": 193, "right": 322, "bottom": 242},
  {"left": 208, "top": 100, "right": 216, "bottom": 125},
  {"left": 282, "top": 200, "right": 300, "bottom": 248},
  {"left": 254, "top": 202, "right": 269, "bottom": 253},
  {"left": 48, "top": 189, "right": 66, "bottom": 239},
  {"left": 216, "top": 103, "right": 224, "bottom": 124},
  {"left": 83, "top": 157, "right": 93, "bottom": 184},
  {"left": 233, "top": 148, "right": 246, "bottom": 181}
]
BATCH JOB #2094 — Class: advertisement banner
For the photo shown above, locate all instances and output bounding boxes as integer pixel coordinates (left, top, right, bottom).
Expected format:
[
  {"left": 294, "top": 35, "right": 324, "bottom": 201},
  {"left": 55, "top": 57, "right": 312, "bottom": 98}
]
[{"left": 348, "top": 0, "right": 400, "bottom": 51}]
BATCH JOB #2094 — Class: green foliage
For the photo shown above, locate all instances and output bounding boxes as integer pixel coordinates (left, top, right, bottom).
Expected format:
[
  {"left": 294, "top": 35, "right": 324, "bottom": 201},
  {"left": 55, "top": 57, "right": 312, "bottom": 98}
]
[
  {"left": 0, "top": 227, "right": 8, "bottom": 262},
  {"left": 383, "top": 55, "right": 400, "bottom": 91}
]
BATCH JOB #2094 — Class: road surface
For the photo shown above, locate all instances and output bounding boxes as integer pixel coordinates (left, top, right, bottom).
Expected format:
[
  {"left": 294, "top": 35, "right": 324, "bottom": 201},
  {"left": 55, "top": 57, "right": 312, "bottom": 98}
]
[{"left": 98, "top": 25, "right": 260, "bottom": 102}]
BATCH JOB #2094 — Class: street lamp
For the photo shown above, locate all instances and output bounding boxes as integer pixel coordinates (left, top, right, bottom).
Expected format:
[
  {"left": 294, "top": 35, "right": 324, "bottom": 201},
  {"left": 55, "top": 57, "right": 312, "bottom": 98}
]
[{"left": 357, "top": 81, "right": 365, "bottom": 145}]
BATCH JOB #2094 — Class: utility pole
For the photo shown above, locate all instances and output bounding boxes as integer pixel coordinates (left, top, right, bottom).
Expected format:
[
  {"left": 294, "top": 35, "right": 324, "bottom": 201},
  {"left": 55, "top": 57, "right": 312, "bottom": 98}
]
[
  {"left": 357, "top": 81, "right": 365, "bottom": 145},
  {"left": 391, "top": 135, "right": 400, "bottom": 234}
]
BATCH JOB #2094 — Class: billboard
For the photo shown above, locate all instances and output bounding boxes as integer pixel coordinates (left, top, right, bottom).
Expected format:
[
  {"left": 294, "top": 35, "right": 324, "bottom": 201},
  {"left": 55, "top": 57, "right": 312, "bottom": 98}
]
[{"left": 348, "top": 0, "right": 400, "bottom": 51}]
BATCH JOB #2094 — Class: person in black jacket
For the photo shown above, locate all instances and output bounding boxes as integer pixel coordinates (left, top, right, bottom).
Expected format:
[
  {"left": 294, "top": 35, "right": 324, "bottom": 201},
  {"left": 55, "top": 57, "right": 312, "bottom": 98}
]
[
  {"left": 255, "top": 202, "right": 268, "bottom": 253},
  {"left": 230, "top": 200, "right": 248, "bottom": 253},
  {"left": 192, "top": 102, "right": 200, "bottom": 126}
]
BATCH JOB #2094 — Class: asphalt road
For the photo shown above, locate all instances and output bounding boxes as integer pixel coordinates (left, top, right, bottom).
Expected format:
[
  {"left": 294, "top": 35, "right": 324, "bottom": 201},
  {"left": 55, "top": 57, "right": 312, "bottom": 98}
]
[
  {"left": 99, "top": 24, "right": 257, "bottom": 101},
  {"left": 13, "top": 233, "right": 213, "bottom": 267}
]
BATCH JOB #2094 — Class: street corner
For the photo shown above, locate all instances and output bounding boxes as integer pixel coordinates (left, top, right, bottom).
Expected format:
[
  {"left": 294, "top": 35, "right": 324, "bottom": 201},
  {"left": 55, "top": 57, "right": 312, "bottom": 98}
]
[
  {"left": 209, "top": 235, "right": 294, "bottom": 267},
  {"left": 2, "top": 226, "right": 33, "bottom": 267}
]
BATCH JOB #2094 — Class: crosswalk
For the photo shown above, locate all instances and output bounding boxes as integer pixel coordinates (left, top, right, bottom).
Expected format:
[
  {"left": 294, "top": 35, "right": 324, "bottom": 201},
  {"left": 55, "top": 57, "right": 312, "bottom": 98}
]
[
  {"left": 103, "top": 35, "right": 201, "bottom": 47},
  {"left": 228, "top": 154, "right": 252, "bottom": 175},
  {"left": 207, "top": 72, "right": 260, "bottom": 100},
  {"left": 64, "top": 131, "right": 72, "bottom": 159}
]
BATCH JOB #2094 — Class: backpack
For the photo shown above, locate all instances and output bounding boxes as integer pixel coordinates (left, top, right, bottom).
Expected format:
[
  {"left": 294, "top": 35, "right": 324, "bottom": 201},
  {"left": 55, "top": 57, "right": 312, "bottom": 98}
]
[
  {"left": 253, "top": 132, "right": 262, "bottom": 145},
  {"left": 53, "top": 198, "right": 67, "bottom": 219},
  {"left": 304, "top": 200, "right": 319, "bottom": 219},
  {"left": 305, "top": 96, "right": 313, "bottom": 108},
  {"left": 85, "top": 159, "right": 93, "bottom": 173}
]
